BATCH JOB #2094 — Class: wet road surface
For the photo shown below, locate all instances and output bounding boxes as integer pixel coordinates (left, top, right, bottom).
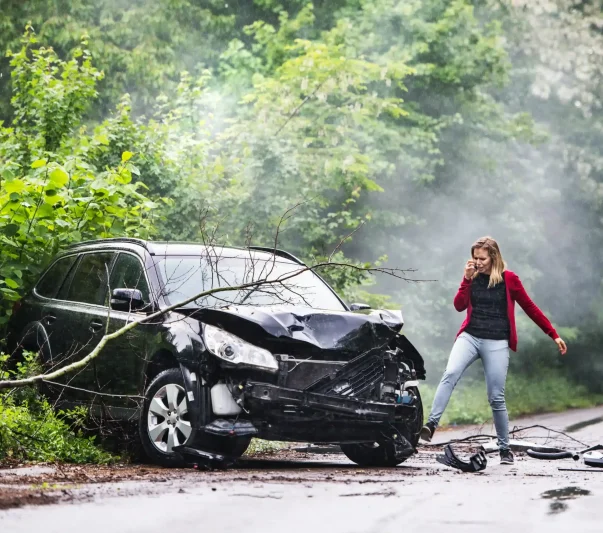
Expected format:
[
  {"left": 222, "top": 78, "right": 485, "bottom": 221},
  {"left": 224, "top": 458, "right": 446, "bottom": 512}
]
[{"left": 2, "top": 406, "right": 603, "bottom": 533}]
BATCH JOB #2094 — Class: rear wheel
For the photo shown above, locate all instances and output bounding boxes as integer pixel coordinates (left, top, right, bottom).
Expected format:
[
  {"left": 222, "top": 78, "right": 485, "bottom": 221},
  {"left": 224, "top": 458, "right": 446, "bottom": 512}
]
[
  {"left": 139, "top": 368, "right": 251, "bottom": 467},
  {"left": 341, "top": 387, "right": 423, "bottom": 467}
]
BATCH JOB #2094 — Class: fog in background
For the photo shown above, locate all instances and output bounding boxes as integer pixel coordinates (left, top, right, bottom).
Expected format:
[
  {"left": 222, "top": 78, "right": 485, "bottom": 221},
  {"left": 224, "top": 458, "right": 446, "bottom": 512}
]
[{"left": 346, "top": 0, "right": 603, "bottom": 382}]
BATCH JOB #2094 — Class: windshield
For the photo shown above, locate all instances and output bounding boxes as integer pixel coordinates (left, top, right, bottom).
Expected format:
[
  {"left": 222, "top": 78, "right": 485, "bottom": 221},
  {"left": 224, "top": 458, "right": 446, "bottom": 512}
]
[{"left": 154, "top": 253, "right": 346, "bottom": 311}]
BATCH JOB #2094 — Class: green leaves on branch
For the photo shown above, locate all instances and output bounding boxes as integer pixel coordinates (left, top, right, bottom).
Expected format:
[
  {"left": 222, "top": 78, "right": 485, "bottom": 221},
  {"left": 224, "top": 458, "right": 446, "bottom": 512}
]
[{"left": 0, "top": 27, "right": 160, "bottom": 324}]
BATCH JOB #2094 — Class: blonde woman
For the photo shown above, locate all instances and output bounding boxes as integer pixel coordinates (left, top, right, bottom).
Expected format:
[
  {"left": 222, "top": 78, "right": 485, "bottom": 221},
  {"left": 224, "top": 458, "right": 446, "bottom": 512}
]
[{"left": 420, "top": 237, "right": 568, "bottom": 464}]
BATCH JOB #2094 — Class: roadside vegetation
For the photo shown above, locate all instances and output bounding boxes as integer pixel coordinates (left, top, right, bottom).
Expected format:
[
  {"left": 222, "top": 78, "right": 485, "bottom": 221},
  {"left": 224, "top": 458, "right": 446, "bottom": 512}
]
[
  {"left": 422, "top": 374, "right": 603, "bottom": 427},
  {"left": 0, "top": 352, "right": 113, "bottom": 463}
]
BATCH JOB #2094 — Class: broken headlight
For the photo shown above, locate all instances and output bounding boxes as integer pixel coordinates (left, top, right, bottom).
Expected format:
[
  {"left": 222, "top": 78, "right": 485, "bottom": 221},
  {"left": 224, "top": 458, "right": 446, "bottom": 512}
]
[{"left": 203, "top": 324, "right": 278, "bottom": 373}]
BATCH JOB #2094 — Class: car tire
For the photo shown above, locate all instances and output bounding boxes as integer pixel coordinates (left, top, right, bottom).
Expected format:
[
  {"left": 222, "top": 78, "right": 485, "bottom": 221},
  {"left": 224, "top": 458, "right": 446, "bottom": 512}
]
[
  {"left": 341, "top": 387, "right": 424, "bottom": 467},
  {"left": 406, "top": 386, "right": 424, "bottom": 447},
  {"left": 139, "top": 368, "right": 251, "bottom": 467}
]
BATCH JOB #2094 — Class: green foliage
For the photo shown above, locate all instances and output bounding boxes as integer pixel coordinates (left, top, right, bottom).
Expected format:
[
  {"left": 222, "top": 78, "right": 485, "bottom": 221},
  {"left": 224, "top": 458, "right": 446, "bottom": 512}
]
[
  {"left": 0, "top": 351, "right": 113, "bottom": 464},
  {"left": 0, "top": 27, "right": 160, "bottom": 324},
  {"left": 0, "top": 2, "right": 531, "bottom": 305},
  {"left": 0, "top": 1, "right": 239, "bottom": 119},
  {"left": 244, "top": 439, "right": 288, "bottom": 456}
]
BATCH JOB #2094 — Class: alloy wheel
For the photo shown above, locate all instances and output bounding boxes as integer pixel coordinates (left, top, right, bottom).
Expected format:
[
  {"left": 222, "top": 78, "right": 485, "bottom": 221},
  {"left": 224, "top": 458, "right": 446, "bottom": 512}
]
[{"left": 147, "top": 383, "right": 192, "bottom": 453}]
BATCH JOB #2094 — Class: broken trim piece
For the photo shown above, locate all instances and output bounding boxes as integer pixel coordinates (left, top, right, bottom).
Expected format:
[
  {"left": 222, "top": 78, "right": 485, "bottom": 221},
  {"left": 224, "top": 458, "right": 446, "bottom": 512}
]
[
  {"left": 481, "top": 439, "right": 565, "bottom": 455},
  {"left": 436, "top": 445, "right": 487, "bottom": 473},
  {"left": 171, "top": 445, "right": 233, "bottom": 470},
  {"left": 583, "top": 451, "right": 603, "bottom": 468}
]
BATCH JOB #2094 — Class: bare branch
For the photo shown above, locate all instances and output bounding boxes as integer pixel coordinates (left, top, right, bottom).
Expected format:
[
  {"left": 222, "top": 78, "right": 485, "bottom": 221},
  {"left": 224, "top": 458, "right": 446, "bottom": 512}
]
[
  {"left": 328, "top": 221, "right": 365, "bottom": 263},
  {"left": 104, "top": 262, "right": 112, "bottom": 336},
  {"left": 43, "top": 380, "right": 145, "bottom": 400},
  {"left": 274, "top": 79, "right": 328, "bottom": 137}
]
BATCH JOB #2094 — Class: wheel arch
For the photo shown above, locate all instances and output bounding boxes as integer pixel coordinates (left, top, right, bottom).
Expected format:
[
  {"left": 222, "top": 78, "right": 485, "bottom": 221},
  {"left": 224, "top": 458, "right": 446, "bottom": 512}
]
[{"left": 144, "top": 349, "right": 179, "bottom": 387}]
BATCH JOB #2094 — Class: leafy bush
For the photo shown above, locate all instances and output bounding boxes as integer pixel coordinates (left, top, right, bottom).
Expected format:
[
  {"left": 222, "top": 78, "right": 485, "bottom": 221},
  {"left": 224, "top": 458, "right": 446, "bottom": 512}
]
[
  {"left": 0, "top": 351, "right": 112, "bottom": 463},
  {"left": 0, "top": 26, "right": 159, "bottom": 325}
]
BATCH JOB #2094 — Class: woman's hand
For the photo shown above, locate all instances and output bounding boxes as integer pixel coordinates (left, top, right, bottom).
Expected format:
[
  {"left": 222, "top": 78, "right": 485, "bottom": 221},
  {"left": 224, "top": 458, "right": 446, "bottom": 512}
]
[
  {"left": 555, "top": 337, "right": 567, "bottom": 355},
  {"left": 464, "top": 259, "right": 476, "bottom": 280}
]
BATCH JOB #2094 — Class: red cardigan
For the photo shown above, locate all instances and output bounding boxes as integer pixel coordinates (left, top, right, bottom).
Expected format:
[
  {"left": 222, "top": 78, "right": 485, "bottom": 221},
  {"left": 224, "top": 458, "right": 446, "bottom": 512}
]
[{"left": 454, "top": 270, "right": 558, "bottom": 352}]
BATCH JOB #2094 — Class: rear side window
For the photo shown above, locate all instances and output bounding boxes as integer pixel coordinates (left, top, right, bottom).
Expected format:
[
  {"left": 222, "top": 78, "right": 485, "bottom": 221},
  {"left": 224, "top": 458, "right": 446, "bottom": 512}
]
[
  {"left": 35, "top": 256, "right": 77, "bottom": 298},
  {"left": 64, "top": 252, "right": 114, "bottom": 305},
  {"left": 109, "top": 253, "right": 150, "bottom": 302}
]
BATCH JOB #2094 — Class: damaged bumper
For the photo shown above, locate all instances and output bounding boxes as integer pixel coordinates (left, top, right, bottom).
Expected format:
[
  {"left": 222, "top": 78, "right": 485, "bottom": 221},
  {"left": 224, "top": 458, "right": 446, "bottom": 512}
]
[
  {"left": 241, "top": 381, "right": 418, "bottom": 420},
  {"left": 191, "top": 377, "right": 422, "bottom": 451}
]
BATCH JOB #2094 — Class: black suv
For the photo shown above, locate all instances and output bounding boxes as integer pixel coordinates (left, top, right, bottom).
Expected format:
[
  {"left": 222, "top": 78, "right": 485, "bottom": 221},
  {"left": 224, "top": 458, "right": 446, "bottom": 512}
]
[{"left": 7, "top": 238, "right": 426, "bottom": 467}]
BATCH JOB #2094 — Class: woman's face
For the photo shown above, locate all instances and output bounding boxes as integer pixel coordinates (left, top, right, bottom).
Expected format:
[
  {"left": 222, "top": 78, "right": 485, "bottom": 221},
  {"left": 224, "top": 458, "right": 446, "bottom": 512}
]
[{"left": 473, "top": 247, "right": 492, "bottom": 275}]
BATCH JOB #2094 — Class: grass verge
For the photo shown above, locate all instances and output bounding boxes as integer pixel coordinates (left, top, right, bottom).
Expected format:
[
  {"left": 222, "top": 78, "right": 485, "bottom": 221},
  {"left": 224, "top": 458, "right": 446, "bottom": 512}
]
[{"left": 420, "top": 372, "right": 603, "bottom": 426}]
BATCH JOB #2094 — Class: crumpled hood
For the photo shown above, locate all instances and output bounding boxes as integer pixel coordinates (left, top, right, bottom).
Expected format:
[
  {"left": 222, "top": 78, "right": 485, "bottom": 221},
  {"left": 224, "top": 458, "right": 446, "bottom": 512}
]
[{"left": 189, "top": 305, "right": 404, "bottom": 356}]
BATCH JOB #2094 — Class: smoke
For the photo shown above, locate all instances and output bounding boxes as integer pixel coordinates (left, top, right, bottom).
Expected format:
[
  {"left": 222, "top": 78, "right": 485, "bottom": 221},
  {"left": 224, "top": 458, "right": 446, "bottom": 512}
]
[
  {"left": 125, "top": 1, "right": 603, "bottom": 382},
  {"left": 343, "top": 0, "right": 603, "bottom": 380}
]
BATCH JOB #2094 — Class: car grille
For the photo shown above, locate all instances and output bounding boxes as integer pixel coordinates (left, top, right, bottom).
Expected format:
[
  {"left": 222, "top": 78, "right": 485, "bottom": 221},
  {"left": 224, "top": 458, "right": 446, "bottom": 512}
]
[{"left": 306, "top": 352, "right": 384, "bottom": 399}]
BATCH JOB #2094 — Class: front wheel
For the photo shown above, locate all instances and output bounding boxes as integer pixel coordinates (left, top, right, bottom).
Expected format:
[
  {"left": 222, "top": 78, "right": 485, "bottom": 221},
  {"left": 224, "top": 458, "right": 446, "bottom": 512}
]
[
  {"left": 341, "top": 387, "right": 423, "bottom": 467},
  {"left": 139, "top": 368, "right": 251, "bottom": 467}
]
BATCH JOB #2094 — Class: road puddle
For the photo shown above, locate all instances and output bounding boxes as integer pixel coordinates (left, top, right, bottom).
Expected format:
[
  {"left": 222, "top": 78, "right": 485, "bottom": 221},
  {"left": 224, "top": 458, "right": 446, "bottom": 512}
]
[{"left": 541, "top": 487, "right": 591, "bottom": 515}]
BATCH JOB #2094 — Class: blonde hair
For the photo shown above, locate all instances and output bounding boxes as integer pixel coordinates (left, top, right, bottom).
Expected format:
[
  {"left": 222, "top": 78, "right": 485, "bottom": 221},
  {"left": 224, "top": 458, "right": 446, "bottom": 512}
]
[{"left": 471, "top": 236, "right": 506, "bottom": 288}]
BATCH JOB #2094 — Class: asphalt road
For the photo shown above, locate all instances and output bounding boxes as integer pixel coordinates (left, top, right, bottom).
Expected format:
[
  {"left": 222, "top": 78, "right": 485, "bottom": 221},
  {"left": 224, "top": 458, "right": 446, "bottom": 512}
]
[{"left": 2, "top": 406, "right": 603, "bottom": 533}]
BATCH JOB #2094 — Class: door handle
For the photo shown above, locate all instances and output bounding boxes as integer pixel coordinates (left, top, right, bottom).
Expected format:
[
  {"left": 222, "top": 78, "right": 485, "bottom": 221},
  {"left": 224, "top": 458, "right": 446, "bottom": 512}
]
[
  {"left": 43, "top": 315, "right": 56, "bottom": 326},
  {"left": 89, "top": 320, "right": 104, "bottom": 332}
]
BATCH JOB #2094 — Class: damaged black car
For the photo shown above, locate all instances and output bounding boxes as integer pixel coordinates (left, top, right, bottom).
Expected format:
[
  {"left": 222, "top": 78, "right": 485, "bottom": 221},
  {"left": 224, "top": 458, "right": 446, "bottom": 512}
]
[{"left": 7, "top": 239, "right": 426, "bottom": 467}]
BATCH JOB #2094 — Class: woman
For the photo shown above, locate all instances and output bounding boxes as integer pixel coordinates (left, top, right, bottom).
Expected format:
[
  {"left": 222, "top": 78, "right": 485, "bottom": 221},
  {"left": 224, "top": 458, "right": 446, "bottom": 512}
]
[{"left": 419, "top": 236, "right": 567, "bottom": 464}]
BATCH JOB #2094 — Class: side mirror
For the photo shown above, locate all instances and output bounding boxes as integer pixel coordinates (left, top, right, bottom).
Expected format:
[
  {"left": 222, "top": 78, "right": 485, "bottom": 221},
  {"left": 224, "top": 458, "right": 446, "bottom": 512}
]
[
  {"left": 349, "top": 302, "right": 372, "bottom": 311},
  {"left": 110, "top": 288, "right": 145, "bottom": 312}
]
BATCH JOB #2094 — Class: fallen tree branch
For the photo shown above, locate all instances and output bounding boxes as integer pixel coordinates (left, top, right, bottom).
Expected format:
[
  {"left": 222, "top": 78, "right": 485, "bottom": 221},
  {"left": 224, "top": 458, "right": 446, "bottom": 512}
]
[
  {"left": 0, "top": 258, "right": 423, "bottom": 391},
  {"left": 420, "top": 424, "right": 589, "bottom": 448},
  {"left": 42, "top": 380, "right": 145, "bottom": 400}
]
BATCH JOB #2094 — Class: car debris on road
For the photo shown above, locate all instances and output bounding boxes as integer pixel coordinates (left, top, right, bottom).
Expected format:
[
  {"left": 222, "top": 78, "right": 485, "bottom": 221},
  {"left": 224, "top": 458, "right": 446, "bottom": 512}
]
[{"left": 435, "top": 445, "right": 487, "bottom": 473}]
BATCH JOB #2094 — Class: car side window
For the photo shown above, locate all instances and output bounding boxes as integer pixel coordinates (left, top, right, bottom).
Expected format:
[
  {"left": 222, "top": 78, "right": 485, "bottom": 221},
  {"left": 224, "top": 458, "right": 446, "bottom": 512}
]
[
  {"left": 35, "top": 255, "right": 78, "bottom": 299},
  {"left": 64, "top": 252, "right": 114, "bottom": 305},
  {"left": 109, "top": 253, "right": 150, "bottom": 303}
]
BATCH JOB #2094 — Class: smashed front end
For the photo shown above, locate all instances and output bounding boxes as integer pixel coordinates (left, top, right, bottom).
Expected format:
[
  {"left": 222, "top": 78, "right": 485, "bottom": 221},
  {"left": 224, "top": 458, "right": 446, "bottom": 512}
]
[{"left": 175, "top": 306, "right": 426, "bottom": 465}]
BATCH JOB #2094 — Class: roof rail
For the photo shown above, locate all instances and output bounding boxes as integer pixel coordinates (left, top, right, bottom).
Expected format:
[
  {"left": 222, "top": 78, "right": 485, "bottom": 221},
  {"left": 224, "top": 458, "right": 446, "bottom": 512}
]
[
  {"left": 66, "top": 237, "right": 149, "bottom": 250},
  {"left": 247, "top": 246, "right": 305, "bottom": 265}
]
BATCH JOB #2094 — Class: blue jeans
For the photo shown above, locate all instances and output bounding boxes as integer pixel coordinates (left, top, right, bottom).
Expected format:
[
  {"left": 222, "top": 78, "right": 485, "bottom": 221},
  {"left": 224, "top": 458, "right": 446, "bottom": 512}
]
[{"left": 427, "top": 332, "right": 510, "bottom": 450}]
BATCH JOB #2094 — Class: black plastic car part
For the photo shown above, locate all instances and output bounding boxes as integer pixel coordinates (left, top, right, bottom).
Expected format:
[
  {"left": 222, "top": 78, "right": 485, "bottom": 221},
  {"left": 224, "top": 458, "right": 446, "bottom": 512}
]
[
  {"left": 526, "top": 449, "right": 576, "bottom": 460},
  {"left": 436, "top": 445, "right": 488, "bottom": 473},
  {"left": 171, "top": 445, "right": 233, "bottom": 470},
  {"left": 243, "top": 381, "right": 416, "bottom": 419},
  {"left": 527, "top": 444, "right": 603, "bottom": 462},
  {"left": 382, "top": 427, "right": 416, "bottom": 461},
  {"left": 307, "top": 349, "right": 389, "bottom": 398}
]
